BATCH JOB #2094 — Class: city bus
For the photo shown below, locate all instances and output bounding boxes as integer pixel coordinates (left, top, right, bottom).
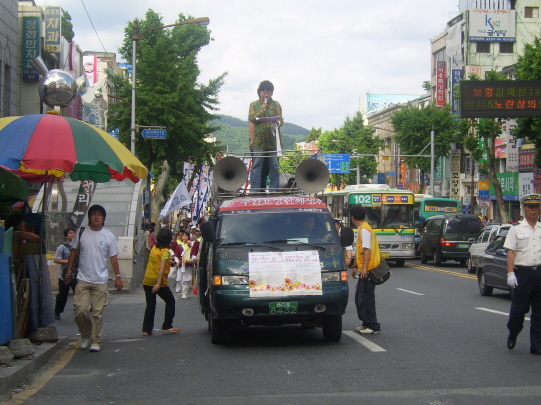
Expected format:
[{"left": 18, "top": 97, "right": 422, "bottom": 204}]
[
  {"left": 318, "top": 184, "right": 415, "bottom": 266},
  {"left": 413, "top": 194, "right": 461, "bottom": 254}
]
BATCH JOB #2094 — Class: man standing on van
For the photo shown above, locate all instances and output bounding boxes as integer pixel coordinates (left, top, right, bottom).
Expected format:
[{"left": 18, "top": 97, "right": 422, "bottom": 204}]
[
  {"left": 350, "top": 205, "right": 381, "bottom": 335},
  {"left": 504, "top": 193, "right": 541, "bottom": 354},
  {"left": 248, "top": 80, "right": 283, "bottom": 192}
]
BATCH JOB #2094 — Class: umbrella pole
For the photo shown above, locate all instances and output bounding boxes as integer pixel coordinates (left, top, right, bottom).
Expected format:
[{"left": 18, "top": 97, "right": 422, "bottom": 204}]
[{"left": 38, "top": 172, "right": 48, "bottom": 327}]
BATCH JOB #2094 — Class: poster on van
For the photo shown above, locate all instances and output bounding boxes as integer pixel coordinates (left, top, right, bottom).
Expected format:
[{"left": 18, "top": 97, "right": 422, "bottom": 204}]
[{"left": 249, "top": 251, "right": 322, "bottom": 297}]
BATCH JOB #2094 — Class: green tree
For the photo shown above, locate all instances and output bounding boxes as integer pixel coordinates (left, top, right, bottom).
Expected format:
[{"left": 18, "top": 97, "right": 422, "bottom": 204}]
[
  {"left": 318, "top": 112, "right": 383, "bottom": 187},
  {"left": 306, "top": 127, "right": 322, "bottom": 142},
  {"left": 457, "top": 70, "right": 509, "bottom": 222},
  {"left": 513, "top": 36, "right": 541, "bottom": 167},
  {"left": 422, "top": 81, "right": 431, "bottom": 92},
  {"left": 390, "top": 104, "right": 458, "bottom": 173},
  {"left": 108, "top": 10, "right": 226, "bottom": 222},
  {"left": 61, "top": 10, "right": 74, "bottom": 43}
]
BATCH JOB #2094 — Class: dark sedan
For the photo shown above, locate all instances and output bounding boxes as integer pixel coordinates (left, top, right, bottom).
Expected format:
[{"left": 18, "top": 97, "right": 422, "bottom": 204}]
[{"left": 477, "top": 235, "right": 512, "bottom": 296}]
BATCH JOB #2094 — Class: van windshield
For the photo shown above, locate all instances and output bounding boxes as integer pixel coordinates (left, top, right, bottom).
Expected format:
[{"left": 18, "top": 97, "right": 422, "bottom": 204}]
[
  {"left": 444, "top": 217, "right": 482, "bottom": 236},
  {"left": 219, "top": 212, "right": 339, "bottom": 245}
]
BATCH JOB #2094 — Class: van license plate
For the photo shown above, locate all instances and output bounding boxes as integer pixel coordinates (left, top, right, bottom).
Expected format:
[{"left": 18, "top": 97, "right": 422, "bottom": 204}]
[
  {"left": 381, "top": 252, "right": 390, "bottom": 259},
  {"left": 457, "top": 243, "right": 470, "bottom": 249},
  {"left": 269, "top": 302, "right": 298, "bottom": 315}
]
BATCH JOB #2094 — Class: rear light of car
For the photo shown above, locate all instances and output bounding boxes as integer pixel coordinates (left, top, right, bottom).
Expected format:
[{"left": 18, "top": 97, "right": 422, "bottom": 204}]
[{"left": 440, "top": 238, "right": 456, "bottom": 247}]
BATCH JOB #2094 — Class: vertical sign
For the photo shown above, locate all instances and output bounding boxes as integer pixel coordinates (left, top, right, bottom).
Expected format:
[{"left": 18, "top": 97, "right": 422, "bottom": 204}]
[
  {"left": 451, "top": 69, "right": 463, "bottom": 112},
  {"left": 519, "top": 173, "right": 534, "bottom": 197},
  {"left": 44, "top": 7, "right": 61, "bottom": 54},
  {"left": 450, "top": 149, "right": 461, "bottom": 201},
  {"left": 399, "top": 163, "right": 407, "bottom": 184},
  {"left": 436, "top": 61, "right": 447, "bottom": 106},
  {"left": 22, "top": 16, "right": 41, "bottom": 81},
  {"left": 506, "top": 125, "right": 519, "bottom": 172},
  {"left": 435, "top": 156, "right": 443, "bottom": 181}
]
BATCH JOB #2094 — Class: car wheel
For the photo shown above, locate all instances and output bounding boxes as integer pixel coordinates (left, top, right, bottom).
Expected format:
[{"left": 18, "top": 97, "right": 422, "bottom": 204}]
[
  {"left": 394, "top": 259, "right": 406, "bottom": 267},
  {"left": 420, "top": 248, "right": 428, "bottom": 264},
  {"left": 478, "top": 270, "right": 493, "bottom": 296},
  {"left": 466, "top": 255, "right": 476, "bottom": 274},
  {"left": 434, "top": 250, "right": 442, "bottom": 266},
  {"left": 322, "top": 315, "right": 342, "bottom": 342},
  {"left": 459, "top": 259, "right": 467, "bottom": 267},
  {"left": 210, "top": 316, "right": 228, "bottom": 345}
]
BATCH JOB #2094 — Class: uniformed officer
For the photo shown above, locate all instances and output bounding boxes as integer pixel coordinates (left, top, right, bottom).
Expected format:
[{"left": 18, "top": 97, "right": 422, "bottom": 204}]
[{"left": 504, "top": 193, "right": 541, "bottom": 354}]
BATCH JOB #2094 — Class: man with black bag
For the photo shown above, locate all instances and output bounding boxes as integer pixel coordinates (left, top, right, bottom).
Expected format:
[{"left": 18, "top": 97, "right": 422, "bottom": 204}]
[
  {"left": 350, "top": 205, "right": 382, "bottom": 335},
  {"left": 54, "top": 228, "right": 77, "bottom": 320}
]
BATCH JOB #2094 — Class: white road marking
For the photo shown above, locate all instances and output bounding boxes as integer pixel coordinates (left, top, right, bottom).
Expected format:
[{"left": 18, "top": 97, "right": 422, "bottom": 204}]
[
  {"left": 476, "top": 307, "right": 530, "bottom": 321},
  {"left": 396, "top": 288, "right": 425, "bottom": 296},
  {"left": 344, "top": 331, "right": 387, "bottom": 352}
]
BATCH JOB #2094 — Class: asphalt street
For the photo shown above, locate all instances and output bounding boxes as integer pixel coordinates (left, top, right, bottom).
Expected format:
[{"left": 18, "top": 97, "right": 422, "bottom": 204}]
[{"left": 2, "top": 260, "right": 541, "bottom": 405}]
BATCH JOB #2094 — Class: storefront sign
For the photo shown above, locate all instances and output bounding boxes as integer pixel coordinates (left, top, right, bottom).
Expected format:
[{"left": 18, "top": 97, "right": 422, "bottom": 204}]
[
  {"left": 22, "top": 16, "right": 40, "bottom": 81},
  {"left": 44, "top": 7, "right": 61, "bottom": 54}
]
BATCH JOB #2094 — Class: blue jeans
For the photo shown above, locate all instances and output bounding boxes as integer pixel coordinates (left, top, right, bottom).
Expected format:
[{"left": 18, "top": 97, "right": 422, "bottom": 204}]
[
  {"left": 355, "top": 277, "right": 380, "bottom": 331},
  {"left": 250, "top": 149, "right": 279, "bottom": 191}
]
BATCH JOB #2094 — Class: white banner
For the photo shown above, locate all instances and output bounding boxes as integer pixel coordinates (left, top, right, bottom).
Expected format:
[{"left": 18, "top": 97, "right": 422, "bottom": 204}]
[
  {"left": 159, "top": 180, "right": 191, "bottom": 219},
  {"left": 468, "top": 9, "right": 516, "bottom": 42}
]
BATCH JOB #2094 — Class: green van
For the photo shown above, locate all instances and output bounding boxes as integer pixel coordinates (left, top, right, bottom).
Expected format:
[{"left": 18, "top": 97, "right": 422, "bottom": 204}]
[{"left": 419, "top": 214, "right": 483, "bottom": 266}]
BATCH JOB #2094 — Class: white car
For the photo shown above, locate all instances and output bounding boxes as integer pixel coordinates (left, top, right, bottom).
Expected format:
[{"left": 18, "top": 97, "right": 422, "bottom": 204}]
[{"left": 466, "top": 224, "right": 511, "bottom": 273}]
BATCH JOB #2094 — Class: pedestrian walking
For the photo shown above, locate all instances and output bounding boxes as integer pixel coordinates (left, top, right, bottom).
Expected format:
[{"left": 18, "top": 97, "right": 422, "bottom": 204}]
[
  {"left": 66, "top": 205, "right": 122, "bottom": 353},
  {"left": 504, "top": 193, "right": 541, "bottom": 354},
  {"left": 174, "top": 231, "right": 194, "bottom": 298},
  {"left": 54, "top": 227, "right": 77, "bottom": 320},
  {"left": 142, "top": 228, "right": 179, "bottom": 335},
  {"left": 350, "top": 205, "right": 382, "bottom": 335}
]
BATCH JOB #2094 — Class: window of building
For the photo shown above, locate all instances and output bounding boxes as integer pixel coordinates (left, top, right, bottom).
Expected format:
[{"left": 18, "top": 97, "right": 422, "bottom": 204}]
[
  {"left": 499, "top": 42, "right": 514, "bottom": 53},
  {"left": 525, "top": 7, "right": 539, "bottom": 18},
  {"left": 476, "top": 42, "right": 490, "bottom": 53}
]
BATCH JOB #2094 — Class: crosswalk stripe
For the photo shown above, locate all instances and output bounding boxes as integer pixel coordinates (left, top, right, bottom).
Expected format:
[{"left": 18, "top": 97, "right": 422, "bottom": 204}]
[{"left": 344, "top": 331, "right": 387, "bottom": 352}]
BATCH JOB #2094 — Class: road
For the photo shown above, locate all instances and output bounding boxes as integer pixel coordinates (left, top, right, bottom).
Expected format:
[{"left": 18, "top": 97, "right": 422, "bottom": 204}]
[{"left": 2, "top": 260, "right": 541, "bottom": 405}]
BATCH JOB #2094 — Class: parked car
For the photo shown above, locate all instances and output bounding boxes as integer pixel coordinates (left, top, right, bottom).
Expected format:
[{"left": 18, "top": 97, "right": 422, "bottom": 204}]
[
  {"left": 477, "top": 235, "right": 512, "bottom": 296},
  {"left": 419, "top": 214, "right": 483, "bottom": 266},
  {"left": 466, "top": 224, "right": 511, "bottom": 274}
]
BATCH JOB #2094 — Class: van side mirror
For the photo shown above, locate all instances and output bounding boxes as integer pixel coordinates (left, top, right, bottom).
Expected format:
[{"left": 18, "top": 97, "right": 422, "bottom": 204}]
[
  {"left": 200, "top": 221, "right": 215, "bottom": 242},
  {"left": 495, "top": 248, "right": 507, "bottom": 257},
  {"left": 468, "top": 238, "right": 475, "bottom": 243},
  {"left": 340, "top": 227, "right": 354, "bottom": 247}
]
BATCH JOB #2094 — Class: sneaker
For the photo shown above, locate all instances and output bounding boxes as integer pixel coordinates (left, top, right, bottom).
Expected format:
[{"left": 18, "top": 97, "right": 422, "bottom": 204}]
[
  {"left": 355, "top": 326, "right": 369, "bottom": 333},
  {"left": 80, "top": 338, "right": 91, "bottom": 349},
  {"left": 89, "top": 343, "right": 101, "bottom": 352},
  {"left": 359, "top": 327, "right": 380, "bottom": 335},
  {"left": 161, "top": 328, "right": 180, "bottom": 334},
  {"left": 142, "top": 331, "right": 152, "bottom": 336}
]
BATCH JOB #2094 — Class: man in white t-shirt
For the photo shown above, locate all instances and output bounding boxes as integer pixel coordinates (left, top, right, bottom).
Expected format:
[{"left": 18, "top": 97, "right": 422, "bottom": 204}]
[{"left": 66, "top": 205, "right": 122, "bottom": 353}]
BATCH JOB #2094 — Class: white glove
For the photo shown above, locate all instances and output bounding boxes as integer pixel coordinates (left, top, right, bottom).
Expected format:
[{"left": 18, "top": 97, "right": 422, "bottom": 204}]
[{"left": 507, "top": 272, "right": 518, "bottom": 289}]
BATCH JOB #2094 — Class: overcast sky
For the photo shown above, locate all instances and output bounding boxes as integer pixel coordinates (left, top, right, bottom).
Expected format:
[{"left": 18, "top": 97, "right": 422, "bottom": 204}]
[{"left": 40, "top": 0, "right": 461, "bottom": 131}]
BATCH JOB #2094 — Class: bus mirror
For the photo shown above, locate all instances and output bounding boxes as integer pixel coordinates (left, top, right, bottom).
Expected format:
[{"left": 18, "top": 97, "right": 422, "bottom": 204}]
[{"left": 340, "top": 227, "right": 354, "bottom": 247}]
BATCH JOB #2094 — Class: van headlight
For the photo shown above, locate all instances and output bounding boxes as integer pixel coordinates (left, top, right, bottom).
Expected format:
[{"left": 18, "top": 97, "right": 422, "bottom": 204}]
[
  {"left": 212, "top": 275, "right": 249, "bottom": 285},
  {"left": 321, "top": 271, "right": 342, "bottom": 282}
]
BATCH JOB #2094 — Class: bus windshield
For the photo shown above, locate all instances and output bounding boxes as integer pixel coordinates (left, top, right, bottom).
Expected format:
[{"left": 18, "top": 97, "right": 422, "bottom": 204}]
[{"left": 364, "top": 204, "right": 413, "bottom": 229}]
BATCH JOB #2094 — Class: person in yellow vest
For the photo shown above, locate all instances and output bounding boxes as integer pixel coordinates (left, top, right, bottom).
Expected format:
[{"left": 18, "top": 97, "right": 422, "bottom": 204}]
[{"left": 350, "top": 205, "right": 382, "bottom": 335}]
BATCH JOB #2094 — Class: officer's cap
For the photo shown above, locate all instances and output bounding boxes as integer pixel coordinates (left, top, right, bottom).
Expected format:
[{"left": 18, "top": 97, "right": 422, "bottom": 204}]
[{"left": 520, "top": 193, "right": 541, "bottom": 205}]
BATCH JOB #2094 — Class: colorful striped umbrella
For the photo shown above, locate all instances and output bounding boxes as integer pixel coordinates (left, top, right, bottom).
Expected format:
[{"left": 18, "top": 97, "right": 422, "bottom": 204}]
[{"left": 0, "top": 114, "right": 148, "bottom": 183}]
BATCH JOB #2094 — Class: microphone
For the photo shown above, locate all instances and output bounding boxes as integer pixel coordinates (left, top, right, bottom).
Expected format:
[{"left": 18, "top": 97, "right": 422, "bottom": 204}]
[{"left": 264, "top": 98, "right": 268, "bottom": 104}]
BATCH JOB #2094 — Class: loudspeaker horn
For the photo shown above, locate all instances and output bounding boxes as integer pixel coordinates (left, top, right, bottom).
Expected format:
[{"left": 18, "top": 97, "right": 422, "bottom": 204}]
[
  {"left": 213, "top": 156, "right": 248, "bottom": 192},
  {"left": 295, "top": 159, "right": 330, "bottom": 194}
]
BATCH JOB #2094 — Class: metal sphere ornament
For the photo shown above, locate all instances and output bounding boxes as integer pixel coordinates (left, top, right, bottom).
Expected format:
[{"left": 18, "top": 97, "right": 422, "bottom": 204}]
[{"left": 38, "top": 69, "right": 78, "bottom": 108}]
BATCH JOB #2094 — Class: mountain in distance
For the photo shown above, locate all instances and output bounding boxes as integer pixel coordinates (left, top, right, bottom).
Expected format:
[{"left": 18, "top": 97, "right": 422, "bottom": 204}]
[{"left": 209, "top": 115, "right": 310, "bottom": 154}]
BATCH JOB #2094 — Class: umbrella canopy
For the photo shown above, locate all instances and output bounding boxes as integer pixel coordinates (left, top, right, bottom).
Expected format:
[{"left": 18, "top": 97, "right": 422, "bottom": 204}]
[
  {"left": 0, "top": 114, "right": 148, "bottom": 183},
  {"left": 0, "top": 166, "right": 28, "bottom": 202}
]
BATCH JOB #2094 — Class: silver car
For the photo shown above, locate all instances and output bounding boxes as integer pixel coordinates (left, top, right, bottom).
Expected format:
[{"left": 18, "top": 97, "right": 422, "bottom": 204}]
[{"left": 466, "top": 224, "right": 511, "bottom": 273}]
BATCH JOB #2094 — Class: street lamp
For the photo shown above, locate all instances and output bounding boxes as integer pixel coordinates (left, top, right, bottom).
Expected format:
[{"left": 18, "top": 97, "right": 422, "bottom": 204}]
[{"left": 130, "top": 17, "right": 210, "bottom": 155}]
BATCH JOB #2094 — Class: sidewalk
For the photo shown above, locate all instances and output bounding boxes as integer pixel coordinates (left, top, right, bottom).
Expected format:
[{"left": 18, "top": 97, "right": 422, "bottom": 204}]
[{"left": 0, "top": 336, "right": 69, "bottom": 396}]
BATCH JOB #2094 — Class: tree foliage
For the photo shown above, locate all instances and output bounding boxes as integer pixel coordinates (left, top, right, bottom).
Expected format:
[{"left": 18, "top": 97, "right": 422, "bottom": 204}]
[
  {"left": 108, "top": 10, "right": 226, "bottom": 193},
  {"left": 390, "top": 104, "right": 458, "bottom": 173},
  {"left": 318, "top": 112, "right": 384, "bottom": 186},
  {"left": 306, "top": 127, "right": 322, "bottom": 142},
  {"left": 61, "top": 10, "right": 74, "bottom": 43},
  {"left": 512, "top": 36, "right": 541, "bottom": 167}
]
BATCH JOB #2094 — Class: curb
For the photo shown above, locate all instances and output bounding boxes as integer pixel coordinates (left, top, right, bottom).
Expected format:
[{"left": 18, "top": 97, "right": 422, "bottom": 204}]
[{"left": 0, "top": 336, "right": 69, "bottom": 396}]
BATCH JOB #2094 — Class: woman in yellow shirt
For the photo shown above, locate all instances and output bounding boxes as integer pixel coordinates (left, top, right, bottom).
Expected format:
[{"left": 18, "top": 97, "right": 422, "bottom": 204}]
[{"left": 142, "top": 228, "right": 179, "bottom": 335}]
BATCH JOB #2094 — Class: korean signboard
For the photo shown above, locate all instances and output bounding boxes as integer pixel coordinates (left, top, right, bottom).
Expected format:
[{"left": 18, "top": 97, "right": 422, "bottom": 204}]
[
  {"left": 519, "top": 149, "right": 535, "bottom": 172},
  {"left": 44, "top": 7, "right": 61, "bottom": 54},
  {"left": 459, "top": 81, "right": 541, "bottom": 118},
  {"left": 22, "top": 16, "right": 40, "bottom": 81},
  {"left": 489, "top": 172, "right": 518, "bottom": 201},
  {"left": 451, "top": 69, "right": 463, "bottom": 112},
  {"left": 436, "top": 61, "right": 446, "bottom": 106},
  {"left": 468, "top": 9, "right": 516, "bottom": 42}
]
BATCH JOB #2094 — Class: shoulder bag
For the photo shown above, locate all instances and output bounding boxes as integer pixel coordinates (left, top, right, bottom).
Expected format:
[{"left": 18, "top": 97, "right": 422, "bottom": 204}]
[{"left": 368, "top": 259, "right": 391, "bottom": 285}]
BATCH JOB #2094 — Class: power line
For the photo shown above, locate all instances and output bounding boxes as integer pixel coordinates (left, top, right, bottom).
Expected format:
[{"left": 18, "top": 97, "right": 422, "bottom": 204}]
[{"left": 79, "top": 0, "right": 113, "bottom": 56}]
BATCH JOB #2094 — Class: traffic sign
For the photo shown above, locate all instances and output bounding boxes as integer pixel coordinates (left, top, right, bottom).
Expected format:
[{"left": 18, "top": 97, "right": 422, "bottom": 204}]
[
  {"left": 142, "top": 129, "right": 167, "bottom": 139},
  {"left": 322, "top": 154, "right": 350, "bottom": 173}
]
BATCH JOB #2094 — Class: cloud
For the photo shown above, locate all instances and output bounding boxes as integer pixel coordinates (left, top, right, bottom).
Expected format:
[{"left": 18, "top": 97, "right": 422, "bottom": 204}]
[{"left": 43, "top": 0, "right": 460, "bottom": 131}]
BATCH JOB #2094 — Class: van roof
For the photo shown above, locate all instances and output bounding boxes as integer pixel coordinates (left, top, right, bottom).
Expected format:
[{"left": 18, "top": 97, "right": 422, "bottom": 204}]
[
  {"left": 426, "top": 213, "right": 481, "bottom": 221},
  {"left": 219, "top": 195, "right": 328, "bottom": 212}
]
